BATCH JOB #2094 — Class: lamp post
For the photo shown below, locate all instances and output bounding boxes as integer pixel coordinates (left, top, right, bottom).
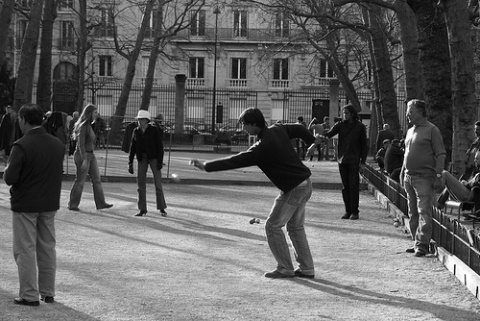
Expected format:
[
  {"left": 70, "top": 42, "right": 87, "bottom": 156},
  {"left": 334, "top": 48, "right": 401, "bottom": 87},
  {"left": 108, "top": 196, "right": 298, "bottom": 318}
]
[{"left": 211, "top": 7, "right": 220, "bottom": 134}]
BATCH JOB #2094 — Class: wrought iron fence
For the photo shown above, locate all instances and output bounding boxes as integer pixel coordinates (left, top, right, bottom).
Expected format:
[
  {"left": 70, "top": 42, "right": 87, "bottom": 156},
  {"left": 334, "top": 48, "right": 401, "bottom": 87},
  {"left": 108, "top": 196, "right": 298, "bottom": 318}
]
[{"left": 363, "top": 163, "right": 480, "bottom": 275}]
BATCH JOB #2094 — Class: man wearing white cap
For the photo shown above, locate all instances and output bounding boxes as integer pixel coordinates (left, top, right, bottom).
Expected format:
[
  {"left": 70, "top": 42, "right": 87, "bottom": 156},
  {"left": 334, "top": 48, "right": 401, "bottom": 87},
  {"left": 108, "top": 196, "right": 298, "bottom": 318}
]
[{"left": 128, "top": 110, "right": 167, "bottom": 217}]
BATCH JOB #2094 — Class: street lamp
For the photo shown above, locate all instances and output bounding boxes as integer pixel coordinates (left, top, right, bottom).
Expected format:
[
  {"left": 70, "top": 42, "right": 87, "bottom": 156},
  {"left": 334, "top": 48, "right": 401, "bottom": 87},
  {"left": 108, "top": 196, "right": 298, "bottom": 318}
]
[{"left": 211, "top": 7, "right": 220, "bottom": 134}]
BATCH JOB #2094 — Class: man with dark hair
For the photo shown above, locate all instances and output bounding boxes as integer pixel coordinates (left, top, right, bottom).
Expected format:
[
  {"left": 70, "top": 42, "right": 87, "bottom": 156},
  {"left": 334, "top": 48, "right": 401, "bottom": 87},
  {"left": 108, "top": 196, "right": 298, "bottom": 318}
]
[
  {"left": 4, "top": 104, "right": 64, "bottom": 306},
  {"left": 311, "top": 105, "right": 368, "bottom": 220},
  {"left": 191, "top": 107, "right": 316, "bottom": 279},
  {"left": 400, "top": 99, "right": 446, "bottom": 257}
]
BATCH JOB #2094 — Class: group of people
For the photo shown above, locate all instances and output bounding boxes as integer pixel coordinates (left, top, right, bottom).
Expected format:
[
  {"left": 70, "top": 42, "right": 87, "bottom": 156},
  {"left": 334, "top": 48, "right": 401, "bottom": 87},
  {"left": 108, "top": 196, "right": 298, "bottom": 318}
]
[
  {"left": 5, "top": 98, "right": 478, "bottom": 305},
  {"left": 374, "top": 126, "right": 405, "bottom": 182}
]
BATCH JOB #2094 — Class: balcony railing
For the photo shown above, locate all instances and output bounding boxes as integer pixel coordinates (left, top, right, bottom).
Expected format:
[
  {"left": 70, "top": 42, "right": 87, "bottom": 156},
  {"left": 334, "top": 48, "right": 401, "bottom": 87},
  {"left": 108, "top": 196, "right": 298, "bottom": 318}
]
[
  {"left": 172, "top": 27, "right": 306, "bottom": 43},
  {"left": 187, "top": 78, "right": 206, "bottom": 88},
  {"left": 270, "top": 79, "right": 290, "bottom": 89},
  {"left": 228, "top": 79, "right": 248, "bottom": 88}
]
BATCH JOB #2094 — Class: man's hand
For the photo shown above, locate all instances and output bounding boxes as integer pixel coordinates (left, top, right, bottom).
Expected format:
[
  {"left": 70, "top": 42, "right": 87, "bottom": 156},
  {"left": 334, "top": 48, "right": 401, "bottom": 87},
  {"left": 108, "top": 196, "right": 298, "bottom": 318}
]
[
  {"left": 128, "top": 163, "right": 134, "bottom": 174},
  {"left": 190, "top": 159, "right": 206, "bottom": 171}
]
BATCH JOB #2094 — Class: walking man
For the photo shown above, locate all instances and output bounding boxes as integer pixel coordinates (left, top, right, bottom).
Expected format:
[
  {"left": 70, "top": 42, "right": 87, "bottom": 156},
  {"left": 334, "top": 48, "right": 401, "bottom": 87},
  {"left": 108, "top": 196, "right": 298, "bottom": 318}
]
[
  {"left": 4, "top": 104, "right": 64, "bottom": 306},
  {"left": 191, "top": 107, "right": 316, "bottom": 279},
  {"left": 400, "top": 99, "right": 446, "bottom": 257}
]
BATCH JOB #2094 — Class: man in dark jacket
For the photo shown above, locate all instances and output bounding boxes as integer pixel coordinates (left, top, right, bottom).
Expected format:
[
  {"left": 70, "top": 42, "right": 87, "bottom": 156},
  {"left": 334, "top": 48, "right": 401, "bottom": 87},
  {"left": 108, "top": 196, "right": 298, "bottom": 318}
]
[
  {"left": 191, "top": 107, "right": 316, "bottom": 279},
  {"left": 128, "top": 110, "right": 167, "bottom": 217},
  {"left": 385, "top": 139, "right": 404, "bottom": 181},
  {"left": 4, "top": 104, "right": 64, "bottom": 306}
]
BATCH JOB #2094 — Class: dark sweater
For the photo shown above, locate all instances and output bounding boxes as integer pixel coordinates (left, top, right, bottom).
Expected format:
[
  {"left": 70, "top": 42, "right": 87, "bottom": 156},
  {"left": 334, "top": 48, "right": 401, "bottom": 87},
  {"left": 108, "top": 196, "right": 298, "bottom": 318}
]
[
  {"left": 204, "top": 123, "right": 315, "bottom": 193},
  {"left": 325, "top": 120, "right": 368, "bottom": 165},
  {"left": 3, "top": 127, "right": 64, "bottom": 212}
]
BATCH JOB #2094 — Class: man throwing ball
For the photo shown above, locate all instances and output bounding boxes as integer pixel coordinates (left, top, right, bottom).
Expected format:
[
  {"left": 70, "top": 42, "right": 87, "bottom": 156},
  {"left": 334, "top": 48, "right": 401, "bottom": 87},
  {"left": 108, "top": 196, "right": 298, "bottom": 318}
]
[{"left": 191, "top": 107, "right": 316, "bottom": 279}]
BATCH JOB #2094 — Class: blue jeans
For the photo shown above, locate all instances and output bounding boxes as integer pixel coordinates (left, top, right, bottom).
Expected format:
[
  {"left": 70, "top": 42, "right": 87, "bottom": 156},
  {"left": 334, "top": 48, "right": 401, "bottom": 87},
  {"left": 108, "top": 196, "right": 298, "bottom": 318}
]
[
  {"left": 338, "top": 163, "right": 360, "bottom": 215},
  {"left": 69, "top": 151, "right": 108, "bottom": 209},
  {"left": 265, "top": 179, "right": 314, "bottom": 275},
  {"left": 13, "top": 211, "right": 56, "bottom": 301},
  {"left": 136, "top": 155, "right": 166, "bottom": 211},
  {"left": 403, "top": 174, "right": 434, "bottom": 253}
]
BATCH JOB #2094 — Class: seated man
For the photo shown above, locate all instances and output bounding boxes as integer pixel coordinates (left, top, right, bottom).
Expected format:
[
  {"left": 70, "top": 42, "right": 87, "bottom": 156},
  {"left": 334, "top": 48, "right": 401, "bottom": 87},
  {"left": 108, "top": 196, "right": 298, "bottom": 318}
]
[
  {"left": 384, "top": 139, "right": 404, "bottom": 181},
  {"left": 375, "top": 139, "right": 391, "bottom": 172},
  {"left": 437, "top": 150, "right": 480, "bottom": 218}
]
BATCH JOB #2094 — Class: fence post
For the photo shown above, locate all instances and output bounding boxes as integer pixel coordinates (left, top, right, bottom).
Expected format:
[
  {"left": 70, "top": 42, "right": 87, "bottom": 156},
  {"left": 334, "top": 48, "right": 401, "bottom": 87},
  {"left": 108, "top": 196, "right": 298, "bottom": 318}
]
[{"left": 174, "top": 74, "right": 187, "bottom": 134}]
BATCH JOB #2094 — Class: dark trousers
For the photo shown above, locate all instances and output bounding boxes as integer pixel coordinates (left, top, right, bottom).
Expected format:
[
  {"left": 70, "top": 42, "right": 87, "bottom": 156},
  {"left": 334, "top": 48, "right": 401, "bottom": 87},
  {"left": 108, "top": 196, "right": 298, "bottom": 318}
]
[{"left": 339, "top": 163, "right": 360, "bottom": 215}]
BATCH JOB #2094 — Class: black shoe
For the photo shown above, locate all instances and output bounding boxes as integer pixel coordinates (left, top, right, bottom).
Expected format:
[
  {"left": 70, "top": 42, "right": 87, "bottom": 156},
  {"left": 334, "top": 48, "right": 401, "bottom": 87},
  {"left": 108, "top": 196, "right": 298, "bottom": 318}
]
[
  {"left": 14, "top": 298, "right": 39, "bottom": 306},
  {"left": 294, "top": 269, "right": 315, "bottom": 279},
  {"left": 135, "top": 210, "right": 147, "bottom": 217},
  {"left": 341, "top": 213, "right": 351, "bottom": 219},
  {"left": 406, "top": 248, "right": 415, "bottom": 253},
  {"left": 350, "top": 214, "right": 359, "bottom": 220},
  {"left": 97, "top": 204, "right": 113, "bottom": 210},
  {"left": 264, "top": 270, "right": 294, "bottom": 279},
  {"left": 68, "top": 207, "right": 80, "bottom": 211},
  {"left": 160, "top": 210, "right": 167, "bottom": 217},
  {"left": 41, "top": 296, "right": 54, "bottom": 303}
]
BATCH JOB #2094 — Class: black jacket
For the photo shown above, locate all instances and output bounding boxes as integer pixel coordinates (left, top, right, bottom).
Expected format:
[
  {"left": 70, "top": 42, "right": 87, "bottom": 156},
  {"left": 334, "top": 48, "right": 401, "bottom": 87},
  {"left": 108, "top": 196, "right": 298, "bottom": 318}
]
[{"left": 128, "top": 124, "right": 164, "bottom": 165}]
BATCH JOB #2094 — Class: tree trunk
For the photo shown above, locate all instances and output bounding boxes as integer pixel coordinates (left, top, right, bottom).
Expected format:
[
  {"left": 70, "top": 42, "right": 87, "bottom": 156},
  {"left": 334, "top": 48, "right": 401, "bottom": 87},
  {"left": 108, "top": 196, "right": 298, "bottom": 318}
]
[
  {"left": 408, "top": 0, "right": 453, "bottom": 163},
  {"left": 0, "top": 0, "right": 15, "bottom": 68},
  {"left": 140, "top": 0, "right": 164, "bottom": 112},
  {"left": 13, "top": 0, "right": 45, "bottom": 112},
  {"left": 109, "top": 0, "right": 155, "bottom": 144},
  {"left": 366, "top": 5, "right": 401, "bottom": 138},
  {"left": 443, "top": 0, "right": 477, "bottom": 175},
  {"left": 37, "top": 0, "right": 57, "bottom": 113},
  {"left": 76, "top": 0, "right": 88, "bottom": 113},
  {"left": 394, "top": 0, "right": 424, "bottom": 101}
]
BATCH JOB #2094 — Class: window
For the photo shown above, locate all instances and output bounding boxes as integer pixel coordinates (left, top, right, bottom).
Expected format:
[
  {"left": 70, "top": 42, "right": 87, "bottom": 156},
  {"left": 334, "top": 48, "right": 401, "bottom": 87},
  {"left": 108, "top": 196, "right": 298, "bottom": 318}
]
[
  {"left": 99, "top": 56, "right": 112, "bottom": 77},
  {"left": 190, "top": 10, "right": 205, "bottom": 36},
  {"left": 320, "top": 59, "right": 335, "bottom": 78},
  {"left": 94, "top": 7, "right": 115, "bottom": 38},
  {"left": 275, "top": 12, "right": 289, "bottom": 37},
  {"left": 273, "top": 58, "right": 289, "bottom": 80},
  {"left": 233, "top": 10, "right": 247, "bottom": 37},
  {"left": 59, "top": 21, "right": 74, "bottom": 50},
  {"left": 145, "top": 7, "right": 159, "bottom": 38},
  {"left": 58, "top": 0, "right": 74, "bottom": 10},
  {"left": 189, "top": 58, "right": 204, "bottom": 79},
  {"left": 231, "top": 58, "right": 247, "bottom": 79},
  {"left": 19, "top": 0, "right": 33, "bottom": 8}
]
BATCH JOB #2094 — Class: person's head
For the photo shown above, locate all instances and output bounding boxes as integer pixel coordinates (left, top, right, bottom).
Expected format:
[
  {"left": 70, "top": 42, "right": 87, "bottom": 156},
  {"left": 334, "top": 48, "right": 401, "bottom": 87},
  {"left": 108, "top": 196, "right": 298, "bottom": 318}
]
[
  {"left": 342, "top": 104, "right": 359, "bottom": 122},
  {"left": 406, "top": 99, "right": 427, "bottom": 125},
  {"left": 72, "top": 111, "right": 79, "bottom": 120},
  {"left": 391, "top": 139, "right": 401, "bottom": 147},
  {"left": 5, "top": 105, "right": 12, "bottom": 114},
  {"left": 79, "top": 104, "right": 97, "bottom": 124},
  {"left": 239, "top": 107, "right": 267, "bottom": 135},
  {"left": 323, "top": 116, "right": 329, "bottom": 124},
  {"left": 136, "top": 110, "right": 151, "bottom": 128},
  {"left": 474, "top": 121, "right": 480, "bottom": 137},
  {"left": 297, "top": 116, "right": 304, "bottom": 122},
  {"left": 383, "top": 139, "right": 391, "bottom": 148},
  {"left": 18, "top": 104, "right": 44, "bottom": 133},
  {"left": 383, "top": 124, "right": 390, "bottom": 130}
]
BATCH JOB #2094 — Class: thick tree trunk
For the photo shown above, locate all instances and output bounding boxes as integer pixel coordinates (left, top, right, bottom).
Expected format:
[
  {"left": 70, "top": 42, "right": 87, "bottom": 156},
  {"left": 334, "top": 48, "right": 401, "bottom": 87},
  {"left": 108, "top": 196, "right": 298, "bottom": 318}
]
[
  {"left": 76, "top": 0, "right": 88, "bottom": 113},
  {"left": 0, "top": 0, "right": 15, "bottom": 68},
  {"left": 443, "top": 0, "right": 477, "bottom": 175},
  {"left": 37, "top": 0, "right": 57, "bottom": 112},
  {"left": 367, "top": 5, "right": 401, "bottom": 138},
  {"left": 13, "top": 0, "right": 45, "bottom": 112},
  {"left": 408, "top": 0, "right": 452, "bottom": 163}
]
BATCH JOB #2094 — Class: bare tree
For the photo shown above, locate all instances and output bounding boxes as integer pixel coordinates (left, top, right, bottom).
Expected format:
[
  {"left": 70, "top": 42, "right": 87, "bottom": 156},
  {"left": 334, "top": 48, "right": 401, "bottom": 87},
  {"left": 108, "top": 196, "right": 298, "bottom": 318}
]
[
  {"left": 13, "top": 0, "right": 45, "bottom": 112},
  {"left": 0, "top": 0, "right": 16, "bottom": 69},
  {"left": 36, "top": 0, "right": 57, "bottom": 112}
]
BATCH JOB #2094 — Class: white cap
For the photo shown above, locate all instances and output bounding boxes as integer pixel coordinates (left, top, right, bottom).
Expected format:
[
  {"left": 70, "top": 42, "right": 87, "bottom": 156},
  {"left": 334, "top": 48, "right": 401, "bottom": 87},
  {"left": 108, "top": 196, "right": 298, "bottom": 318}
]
[{"left": 136, "top": 110, "right": 151, "bottom": 120}]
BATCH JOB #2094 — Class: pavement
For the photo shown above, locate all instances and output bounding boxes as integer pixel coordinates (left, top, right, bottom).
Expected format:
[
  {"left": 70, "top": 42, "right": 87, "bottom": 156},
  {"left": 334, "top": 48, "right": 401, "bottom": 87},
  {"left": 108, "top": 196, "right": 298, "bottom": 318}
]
[{"left": 0, "top": 147, "right": 479, "bottom": 320}]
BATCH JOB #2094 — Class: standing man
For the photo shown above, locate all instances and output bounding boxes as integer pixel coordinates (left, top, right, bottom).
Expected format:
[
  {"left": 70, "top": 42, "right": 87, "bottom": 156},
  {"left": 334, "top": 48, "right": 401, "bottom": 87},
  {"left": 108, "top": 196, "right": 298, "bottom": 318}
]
[
  {"left": 191, "top": 107, "right": 316, "bottom": 279},
  {"left": 320, "top": 116, "right": 331, "bottom": 160},
  {"left": 4, "top": 104, "right": 64, "bottom": 306},
  {"left": 310, "top": 105, "right": 368, "bottom": 220},
  {"left": 400, "top": 99, "right": 446, "bottom": 257}
]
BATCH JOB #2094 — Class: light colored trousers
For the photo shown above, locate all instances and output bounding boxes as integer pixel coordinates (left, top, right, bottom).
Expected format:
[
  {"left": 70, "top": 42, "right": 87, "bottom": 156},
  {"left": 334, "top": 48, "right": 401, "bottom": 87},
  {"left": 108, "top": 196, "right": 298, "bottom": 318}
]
[
  {"left": 13, "top": 211, "right": 56, "bottom": 302},
  {"left": 265, "top": 179, "right": 314, "bottom": 275},
  {"left": 404, "top": 174, "right": 434, "bottom": 254}
]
